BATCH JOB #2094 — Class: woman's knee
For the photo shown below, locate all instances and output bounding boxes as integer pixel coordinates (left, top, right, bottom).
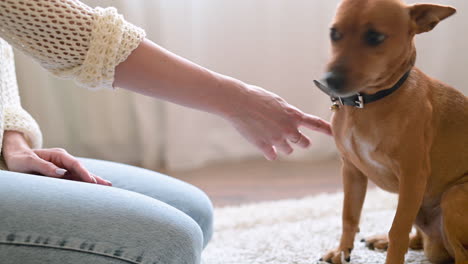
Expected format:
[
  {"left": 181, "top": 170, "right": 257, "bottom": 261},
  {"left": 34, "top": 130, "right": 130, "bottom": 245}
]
[
  {"left": 77, "top": 158, "right": 214, "bottom": 247},
  {"left": 139, "top": 211, "right": 204, "bottom": 264},
  {"left": 175, "top": 184, "right": 214, "bottom": 248}
]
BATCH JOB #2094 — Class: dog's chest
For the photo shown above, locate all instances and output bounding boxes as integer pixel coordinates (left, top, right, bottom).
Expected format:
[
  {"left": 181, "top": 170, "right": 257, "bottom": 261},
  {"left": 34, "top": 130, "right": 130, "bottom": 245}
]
[
  {"left": 334, "top": 125, "right": 399, "bottom": 192},
  {"left": 341, "top": 128, "right": 384, "bottom": 170}
]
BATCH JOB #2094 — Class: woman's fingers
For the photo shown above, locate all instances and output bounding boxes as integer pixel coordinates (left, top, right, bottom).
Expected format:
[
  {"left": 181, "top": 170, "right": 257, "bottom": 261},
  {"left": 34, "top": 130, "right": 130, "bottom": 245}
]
[
  {"left": 28, "top": 157, "right": 64, "bottom": 179},
  {"left": 300, "top": 113, "right": 333, "bottom": 136},
  {"left": 287, "top": 131, "right": 311, "bottom": 148},
  {"left": 57, "top": 155, "right": 96, "bottom": 184},
  {"left": 256, "top": 141, "right": 278, "bottom": 161},
  {"left": 275, "top": 140, "right": 294, "bottom": 155},
  {"left": 92, "top": 173, "right": 112, "bottom": 186},
  {"left": 34, "top": 149, "right": 101, "bottom": 185}
]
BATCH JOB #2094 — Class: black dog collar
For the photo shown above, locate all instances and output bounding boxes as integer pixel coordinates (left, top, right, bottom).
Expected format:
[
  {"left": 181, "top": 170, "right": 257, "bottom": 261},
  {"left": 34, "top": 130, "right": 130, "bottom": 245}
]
[{"left": 314, "top": 70, "right": 411, "bottom": 110}]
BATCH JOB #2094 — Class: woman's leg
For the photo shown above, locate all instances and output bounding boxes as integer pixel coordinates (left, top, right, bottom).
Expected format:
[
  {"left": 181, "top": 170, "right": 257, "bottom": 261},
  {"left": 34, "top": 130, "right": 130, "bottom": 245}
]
[
  {"left": 77, "top": 158, "right": 214, "bottom": 247},
  {"left": 0, "top": 170, "right": 204, "bottom": 264}
]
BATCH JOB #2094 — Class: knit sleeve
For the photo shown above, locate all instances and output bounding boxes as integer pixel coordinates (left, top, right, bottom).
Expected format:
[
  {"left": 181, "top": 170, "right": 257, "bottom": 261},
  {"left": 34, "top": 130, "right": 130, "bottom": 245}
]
[
  {"left": 0, "top": 0, "right": 146, "bottom": 90},
  {"left": 0, "top": 39, "right": 42, "bottom": 149}
]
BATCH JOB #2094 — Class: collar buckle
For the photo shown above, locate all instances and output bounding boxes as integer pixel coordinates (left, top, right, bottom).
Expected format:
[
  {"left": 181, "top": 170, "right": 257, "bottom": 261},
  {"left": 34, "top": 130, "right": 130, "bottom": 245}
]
[{"left": 355, "top": 94, "right": 364, "bottom": 109}]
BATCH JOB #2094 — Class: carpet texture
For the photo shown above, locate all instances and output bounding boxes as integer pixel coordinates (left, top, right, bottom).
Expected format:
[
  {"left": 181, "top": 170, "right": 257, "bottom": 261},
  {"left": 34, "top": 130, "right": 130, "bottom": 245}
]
[{"left": 202, "top": 189, "right": 431, "bottom": 264}]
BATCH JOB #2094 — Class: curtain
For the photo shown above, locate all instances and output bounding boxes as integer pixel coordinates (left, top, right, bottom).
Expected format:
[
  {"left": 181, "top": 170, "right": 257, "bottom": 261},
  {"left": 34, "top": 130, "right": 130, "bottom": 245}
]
[{"left": 14, "top": 0, "right": 468, "bottom": 171}]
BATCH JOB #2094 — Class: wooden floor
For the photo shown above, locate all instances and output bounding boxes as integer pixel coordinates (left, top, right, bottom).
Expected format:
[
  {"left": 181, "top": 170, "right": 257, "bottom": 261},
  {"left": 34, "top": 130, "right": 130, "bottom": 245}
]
[{"left": 169, "top": 157, "right": 344, "bottom": 207}]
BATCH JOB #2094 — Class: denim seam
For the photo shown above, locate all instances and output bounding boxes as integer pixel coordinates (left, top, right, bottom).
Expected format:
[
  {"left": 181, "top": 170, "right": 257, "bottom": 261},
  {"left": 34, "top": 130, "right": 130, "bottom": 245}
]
[{"left": 0, "top": 231, "right": 158, "bottom": 264}]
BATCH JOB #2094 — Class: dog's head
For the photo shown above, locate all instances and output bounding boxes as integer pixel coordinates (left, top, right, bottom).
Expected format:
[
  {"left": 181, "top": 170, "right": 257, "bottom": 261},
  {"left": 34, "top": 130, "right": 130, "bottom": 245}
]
[{"left": 321, "top": 0, "right": 455, "bottom": 96}]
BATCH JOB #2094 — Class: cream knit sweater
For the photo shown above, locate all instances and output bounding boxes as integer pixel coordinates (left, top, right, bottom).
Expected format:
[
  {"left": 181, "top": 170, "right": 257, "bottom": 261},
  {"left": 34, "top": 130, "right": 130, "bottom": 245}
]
[{"left": 0, "top": 0, "right": 146, "bottom": 157}]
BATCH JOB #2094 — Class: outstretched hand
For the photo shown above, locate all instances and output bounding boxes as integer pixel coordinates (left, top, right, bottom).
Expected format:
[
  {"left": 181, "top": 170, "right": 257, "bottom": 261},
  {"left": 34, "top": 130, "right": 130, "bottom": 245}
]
[{"left": 225, "top": 84, "right": 332, "bottom": 160}]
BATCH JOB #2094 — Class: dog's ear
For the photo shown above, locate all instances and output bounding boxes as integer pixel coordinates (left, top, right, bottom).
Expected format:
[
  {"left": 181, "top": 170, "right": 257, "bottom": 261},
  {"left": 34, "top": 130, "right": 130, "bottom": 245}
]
[{"left": 409, "top": 4, "right": 456, "bottom": 34}]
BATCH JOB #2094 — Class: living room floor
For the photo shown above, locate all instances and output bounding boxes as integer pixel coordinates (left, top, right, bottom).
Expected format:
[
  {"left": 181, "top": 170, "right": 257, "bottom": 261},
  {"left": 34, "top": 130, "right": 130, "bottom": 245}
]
[{"left": 170, "top": 157, "right": 345, "bottom": 207}]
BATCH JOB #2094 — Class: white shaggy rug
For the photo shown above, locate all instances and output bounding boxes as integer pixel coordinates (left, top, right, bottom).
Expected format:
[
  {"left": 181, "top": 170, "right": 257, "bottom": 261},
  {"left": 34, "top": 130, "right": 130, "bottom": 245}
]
[{"left": 202, "top": 189, "right": 430, "bottom": 264}]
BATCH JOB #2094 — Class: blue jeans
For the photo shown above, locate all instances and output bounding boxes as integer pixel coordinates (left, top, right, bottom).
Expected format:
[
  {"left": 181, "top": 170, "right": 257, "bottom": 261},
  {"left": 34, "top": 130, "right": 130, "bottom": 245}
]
[{"left": 0, "top": 158, "right": 213, "bottom": 264}]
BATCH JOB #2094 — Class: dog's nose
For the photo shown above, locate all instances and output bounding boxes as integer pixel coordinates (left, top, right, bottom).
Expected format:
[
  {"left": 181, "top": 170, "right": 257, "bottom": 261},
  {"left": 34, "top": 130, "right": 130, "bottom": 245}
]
[{"left": 325, "top": 71, "right": 346, "bottom": 91}]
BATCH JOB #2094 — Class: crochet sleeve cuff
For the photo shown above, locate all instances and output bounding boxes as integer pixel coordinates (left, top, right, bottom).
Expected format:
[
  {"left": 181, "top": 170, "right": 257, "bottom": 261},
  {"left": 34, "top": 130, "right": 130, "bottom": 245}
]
[
  {"left": 3, "top": 106, "right": 43, "bottom": 149},
  {"left": 0, "top": 1, "right": 146, "bottom": 91},
  {"left": 59, "top": 7, "right": 146, "bottom": 90},
  {"left": 60, "top": 7, "right": 145, "bottom": 89}
]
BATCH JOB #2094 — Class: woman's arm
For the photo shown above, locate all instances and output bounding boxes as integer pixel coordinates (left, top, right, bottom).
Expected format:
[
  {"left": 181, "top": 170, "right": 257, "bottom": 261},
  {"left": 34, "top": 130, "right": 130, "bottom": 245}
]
[
  {"left": 0, "top": 39, "right": 109, "bottom": 186},
  {"left": 0, "top": 0, "right": 145, "bottom": 90},
  {"left": 0, "top": 0, "right": 331, "bottom": 160},
  {"left": 0, "top": 38, "right": 43, "bottom": 150},
  {"left": 115, "top": 39, "right": 332, "bottom": 160}
]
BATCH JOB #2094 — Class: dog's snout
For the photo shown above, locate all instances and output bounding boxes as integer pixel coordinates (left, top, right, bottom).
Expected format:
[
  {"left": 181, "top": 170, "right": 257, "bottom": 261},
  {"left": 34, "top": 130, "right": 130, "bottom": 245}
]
[{"left": 325, "top": 71, "right": 346, "bottom": 91}]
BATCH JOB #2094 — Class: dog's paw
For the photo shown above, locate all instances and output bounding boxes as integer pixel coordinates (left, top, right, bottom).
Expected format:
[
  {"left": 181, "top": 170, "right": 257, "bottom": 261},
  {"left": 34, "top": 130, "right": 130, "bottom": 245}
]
[
  {"left": 361, "top": 234, "right": 389, "bottom": 251},
  {"left": 408, "top": 232, "right": 423, "bottom": 250},
  {"left": 319, "top": 248, "right": 352, "bottom": 264}
]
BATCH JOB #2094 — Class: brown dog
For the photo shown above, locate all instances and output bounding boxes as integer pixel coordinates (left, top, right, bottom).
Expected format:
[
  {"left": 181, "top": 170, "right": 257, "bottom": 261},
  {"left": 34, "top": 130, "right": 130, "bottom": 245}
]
[{"left": 314, "top": 0, "right": 468, "bottom": 263}]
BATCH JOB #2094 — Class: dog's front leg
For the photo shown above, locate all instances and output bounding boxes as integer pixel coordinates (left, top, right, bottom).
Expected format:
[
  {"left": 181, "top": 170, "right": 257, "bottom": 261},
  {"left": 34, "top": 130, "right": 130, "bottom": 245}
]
[
  {"left": 321, "top": 159, "right": 367, "bottom": 263},
  {"left": 386, "top": 165, "right": 428, "bottom": 264}
]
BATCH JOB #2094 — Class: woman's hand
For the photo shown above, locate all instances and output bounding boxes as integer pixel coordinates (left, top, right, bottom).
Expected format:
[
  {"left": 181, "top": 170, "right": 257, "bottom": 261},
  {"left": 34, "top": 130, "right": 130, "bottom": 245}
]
[
  {"left": 224, "top": 83, "right": 332, "bottom": 161},
  {"left": 2, "top": 131, "right": 111, "bottom": 186}
]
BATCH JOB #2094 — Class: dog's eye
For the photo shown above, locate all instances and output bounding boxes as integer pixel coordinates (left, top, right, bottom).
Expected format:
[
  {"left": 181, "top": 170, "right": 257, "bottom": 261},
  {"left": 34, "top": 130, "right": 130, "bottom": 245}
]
[
  {"left": 365, "top": 30, "right": 386, "bottom": 46},
  {"left": 330, "top": 28, "right": 343, "bottom": 42}
]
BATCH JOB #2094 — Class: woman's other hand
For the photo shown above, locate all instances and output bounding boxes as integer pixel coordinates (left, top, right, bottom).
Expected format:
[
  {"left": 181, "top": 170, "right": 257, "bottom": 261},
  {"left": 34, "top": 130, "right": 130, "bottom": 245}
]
[{"left": 2, "top": 131, "right": 112, "bottom": 186}]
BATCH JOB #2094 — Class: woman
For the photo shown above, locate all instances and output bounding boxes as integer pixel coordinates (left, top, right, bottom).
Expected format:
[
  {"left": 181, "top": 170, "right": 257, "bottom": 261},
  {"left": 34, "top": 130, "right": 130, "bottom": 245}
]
[{"left": 0, "top": 1, "right": 332, "bottom": 263}]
